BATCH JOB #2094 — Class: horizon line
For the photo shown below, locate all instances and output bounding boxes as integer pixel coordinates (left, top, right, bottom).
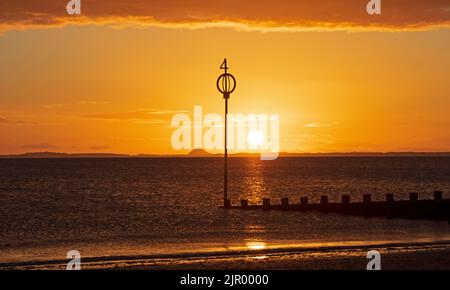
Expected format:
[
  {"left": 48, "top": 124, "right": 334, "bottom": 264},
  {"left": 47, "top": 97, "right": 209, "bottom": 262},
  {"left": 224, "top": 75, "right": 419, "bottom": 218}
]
[{"left": 2, "top": 151, "right": 450, "bottom": 158}]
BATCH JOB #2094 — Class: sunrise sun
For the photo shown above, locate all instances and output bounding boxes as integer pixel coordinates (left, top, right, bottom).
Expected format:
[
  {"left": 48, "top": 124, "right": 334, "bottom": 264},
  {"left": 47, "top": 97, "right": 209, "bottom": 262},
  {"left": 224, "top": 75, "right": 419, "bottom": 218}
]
[{"left": 247, "top": 131, "right": 264, "bottom": 147}]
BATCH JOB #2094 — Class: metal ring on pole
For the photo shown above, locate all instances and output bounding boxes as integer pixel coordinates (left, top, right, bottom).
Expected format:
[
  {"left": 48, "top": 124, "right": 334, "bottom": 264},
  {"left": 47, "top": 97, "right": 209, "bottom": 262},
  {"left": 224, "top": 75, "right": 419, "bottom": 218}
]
[{"left": 217, "top": 73, "right": 236, "bottom": 98}]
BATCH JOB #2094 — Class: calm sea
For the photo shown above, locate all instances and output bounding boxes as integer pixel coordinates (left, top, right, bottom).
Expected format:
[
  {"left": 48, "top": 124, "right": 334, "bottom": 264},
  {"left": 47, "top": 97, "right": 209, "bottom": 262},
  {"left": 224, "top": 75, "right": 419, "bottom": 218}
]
[{"left": 1, "top": 157, "right": 450, "bottom": 264}]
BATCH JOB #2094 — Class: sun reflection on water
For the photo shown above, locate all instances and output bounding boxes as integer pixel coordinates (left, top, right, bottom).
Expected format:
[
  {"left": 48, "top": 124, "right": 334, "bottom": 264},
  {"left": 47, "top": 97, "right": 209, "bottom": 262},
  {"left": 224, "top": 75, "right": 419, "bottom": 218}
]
[
  {"left": 242, "top": 159, "right": 269, "bottom": 204},
  {"left": 246, "top": 242, "right": 267, "bottom": 250},
  {"left": 252, "top": 255, "right": 268, "bottom": 260},
  {"left": 244, "top": 224, "right": 266, "bottom": 234}
]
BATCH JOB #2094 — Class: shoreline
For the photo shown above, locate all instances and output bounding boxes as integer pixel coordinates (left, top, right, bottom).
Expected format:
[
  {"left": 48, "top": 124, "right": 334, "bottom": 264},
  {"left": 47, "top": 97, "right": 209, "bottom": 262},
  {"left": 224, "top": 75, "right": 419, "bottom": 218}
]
[{"left": 2, "top": 240, "right": 450, "bottom": 270}]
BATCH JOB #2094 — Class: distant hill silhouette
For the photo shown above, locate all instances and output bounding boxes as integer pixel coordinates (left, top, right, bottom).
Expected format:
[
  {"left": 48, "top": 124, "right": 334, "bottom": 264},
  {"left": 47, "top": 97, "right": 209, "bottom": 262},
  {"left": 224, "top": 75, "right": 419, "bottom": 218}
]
[
  {"left": 0, "top": 152, "right": 134, "bottom": 158},
  {"left": 187, "top": 149, "right": 217, "bottom": 157},
  {"left": 1, "top": 151, "right": 450, "bottom": 158}
]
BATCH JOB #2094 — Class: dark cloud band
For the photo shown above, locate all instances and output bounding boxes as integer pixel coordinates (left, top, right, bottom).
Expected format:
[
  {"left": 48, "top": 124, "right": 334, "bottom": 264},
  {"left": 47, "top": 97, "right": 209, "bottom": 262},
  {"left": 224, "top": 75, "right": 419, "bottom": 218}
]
[{"left": 1, "top": 0, "right": 449, "bottom": 32}]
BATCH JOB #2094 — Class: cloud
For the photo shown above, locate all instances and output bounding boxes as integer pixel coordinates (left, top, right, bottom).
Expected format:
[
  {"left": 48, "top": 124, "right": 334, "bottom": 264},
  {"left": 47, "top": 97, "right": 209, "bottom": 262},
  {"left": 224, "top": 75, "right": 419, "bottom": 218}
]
[
  {"left": 41, "top": 103, "right": 69, "bottom": 109},
  {"left": 1, "top": 0, "right": 449, "bottom": 33},
  {"left": 41, "top": 101, "right": 109, "bottom": 109},
  {"left": 305, "top": 122, "right": 338, "bottom": 128},
  {"left": 0, "top": 116, "right": 26, "bottom": 124},
  {"left": 80, "top": 108, "right": 187, "bottom": 121},
  {"left": 76, "top": 101, "right": 109, "bottom": 105},
  {"left": 22, "top": 143, "right": 56, "bottom": 150}
]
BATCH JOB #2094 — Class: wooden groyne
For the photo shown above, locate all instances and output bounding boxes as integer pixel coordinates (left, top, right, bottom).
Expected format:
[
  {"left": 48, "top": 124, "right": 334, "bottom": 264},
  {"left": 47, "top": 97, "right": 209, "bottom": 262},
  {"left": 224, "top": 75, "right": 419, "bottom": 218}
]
[{"left": 222, "top": 191, "right": 450, "bottom": 222}]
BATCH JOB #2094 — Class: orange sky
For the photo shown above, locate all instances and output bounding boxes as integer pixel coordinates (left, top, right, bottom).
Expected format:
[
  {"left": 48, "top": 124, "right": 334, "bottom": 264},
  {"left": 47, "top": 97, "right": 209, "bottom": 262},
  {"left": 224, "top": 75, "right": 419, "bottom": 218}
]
[{"left": 0, "top": 1, "right": 449, "bottom": 154}]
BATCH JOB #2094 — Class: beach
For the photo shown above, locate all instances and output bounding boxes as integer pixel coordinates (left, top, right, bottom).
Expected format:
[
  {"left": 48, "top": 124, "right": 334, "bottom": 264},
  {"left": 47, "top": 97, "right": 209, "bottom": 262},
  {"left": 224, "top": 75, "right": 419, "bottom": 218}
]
[
  {"left": 125, "top": 243, "right": 450, "bottom": 270},
  {"left": 2, "top": 241, "right": 450, "bottom": 270},
  {"left": 1, "top": 157, "right": 450, "bottom": 270}
]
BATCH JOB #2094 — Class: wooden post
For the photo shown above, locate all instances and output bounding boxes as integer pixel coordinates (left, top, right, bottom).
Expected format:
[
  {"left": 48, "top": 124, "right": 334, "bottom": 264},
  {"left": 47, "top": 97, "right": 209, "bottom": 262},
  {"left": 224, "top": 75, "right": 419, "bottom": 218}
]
[
  {"left": 363, "top": 194, "right": 372, "bottom": 203},
  {"left": 300, "top": 197, "right": 309, "bottom": 205},
  {"left": 342, "top": 195, "right": 350, "bottom": 204},
  {"left": 240, "top": 199, "right": 248, "bottom": 208},
  {"left": 409, "top": 192, "right": 418, "bottom": 201},
  {"left": 263, "top": 198, "right": 271, "bottom": 208},
  {"left": 320, "top": 196, "right": 328, "bottom": 204},
  {"left": 281, "top": 198, "right": 289, "bottom": 206},
  {"left": 434, "top": 191, "right": 443, "bottom": 201},
  {"left": 386, "top": 194, "right": 394, "bottom": 202}
]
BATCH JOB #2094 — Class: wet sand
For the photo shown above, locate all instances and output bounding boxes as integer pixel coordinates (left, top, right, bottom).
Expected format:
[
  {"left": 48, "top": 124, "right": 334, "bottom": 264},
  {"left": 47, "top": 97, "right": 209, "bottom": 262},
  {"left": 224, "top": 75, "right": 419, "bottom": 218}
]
[
  {"left": 4, "top": 242, "right": 450, "bottom": 270},
  {"left": 121, "top": 245, "right": 450, "bottom": 270}
]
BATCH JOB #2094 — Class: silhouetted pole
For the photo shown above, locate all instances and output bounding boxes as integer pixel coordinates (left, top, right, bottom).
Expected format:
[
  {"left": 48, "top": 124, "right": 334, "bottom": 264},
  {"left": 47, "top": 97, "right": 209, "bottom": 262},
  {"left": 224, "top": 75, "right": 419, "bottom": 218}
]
[
  {"left": 225, "top": 94, "right": 228, "bottom": 207},
  {"left": 217, "top": 58, "right": 236, "bottom": 208}
]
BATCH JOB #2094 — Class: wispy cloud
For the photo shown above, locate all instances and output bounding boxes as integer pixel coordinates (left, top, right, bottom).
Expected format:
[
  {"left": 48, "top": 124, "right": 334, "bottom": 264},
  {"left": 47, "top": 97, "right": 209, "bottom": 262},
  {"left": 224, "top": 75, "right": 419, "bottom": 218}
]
[
  {"left": 80, "top": 109, "right": 188, "bottom": 121},
  {"left": 41, "top": 103, "right": 68, "bottom": 109},
  {"left": 1, "top": 0, "right": 449, "bottom": 34},
  {"left": 0, "top": 116, "right": 10, "bottom": 123},
  {"left": 41, "top": 100, "right": 109, "bottom": 109},
  {"left": 0, "top": 116, "right": 26, "bottom": 124},
  {"left": 76, "top": 101, "right": 110, "bottom": 105},
  {"left": 305, "top": 121, "right": 338, "bottom": 128}
]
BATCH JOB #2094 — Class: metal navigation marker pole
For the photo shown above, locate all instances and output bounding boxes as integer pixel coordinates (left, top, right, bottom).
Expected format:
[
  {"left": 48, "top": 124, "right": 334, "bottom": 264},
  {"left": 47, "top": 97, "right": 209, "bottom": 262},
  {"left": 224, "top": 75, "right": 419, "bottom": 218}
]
[{"left": 217, "top": 58, "right": 236, "bottom": 208}]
